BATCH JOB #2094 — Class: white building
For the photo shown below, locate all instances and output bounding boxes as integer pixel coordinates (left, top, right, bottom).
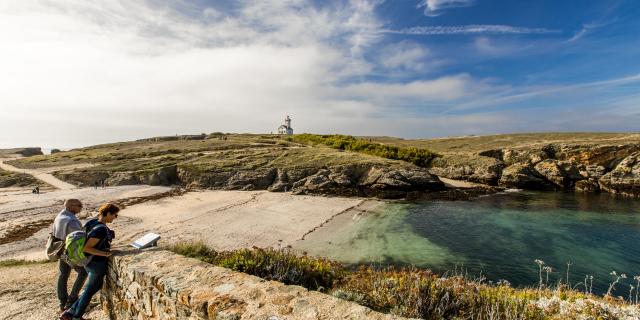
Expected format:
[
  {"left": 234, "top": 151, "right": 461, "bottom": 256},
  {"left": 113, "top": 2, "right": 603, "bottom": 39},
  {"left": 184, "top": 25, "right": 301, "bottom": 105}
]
[{"left": 277, "top": 115, "right": 293, "bottom": 135}]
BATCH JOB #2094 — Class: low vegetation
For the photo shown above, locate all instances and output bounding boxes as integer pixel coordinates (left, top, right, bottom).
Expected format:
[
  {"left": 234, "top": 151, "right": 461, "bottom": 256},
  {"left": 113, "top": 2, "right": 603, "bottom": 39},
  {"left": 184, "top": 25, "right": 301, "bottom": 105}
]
[
  {"left": 368, "top": 132, "right": 640, "bottom": 153},
  {"left": 289, "top": 134, "right": 440, "bottom": 167},
  {"left": 0, "top": 259, "right": 51, "bottom": 267},
  {"left": 170, "top": 242, "right": 639, "bottom": 320},
  {"left": 0, "top": 168, "right": 46, "bottom": 188}
]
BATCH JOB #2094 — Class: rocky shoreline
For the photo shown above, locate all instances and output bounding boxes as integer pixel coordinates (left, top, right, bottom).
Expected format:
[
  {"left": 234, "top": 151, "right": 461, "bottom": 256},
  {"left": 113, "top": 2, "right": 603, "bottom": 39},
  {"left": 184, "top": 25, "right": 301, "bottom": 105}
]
[
  {"left": 5, "top": 139, "right": 639, "bottom": 199},
  {"left": 431, "top": 143, "right": 640, "bottom": 197}
]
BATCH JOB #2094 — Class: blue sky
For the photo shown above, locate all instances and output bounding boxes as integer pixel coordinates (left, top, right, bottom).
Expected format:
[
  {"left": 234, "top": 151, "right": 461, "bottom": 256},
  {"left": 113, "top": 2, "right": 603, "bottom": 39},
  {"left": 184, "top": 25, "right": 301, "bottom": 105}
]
[{"left": 0, "top": 0, "right": 638, "bottom": 148}]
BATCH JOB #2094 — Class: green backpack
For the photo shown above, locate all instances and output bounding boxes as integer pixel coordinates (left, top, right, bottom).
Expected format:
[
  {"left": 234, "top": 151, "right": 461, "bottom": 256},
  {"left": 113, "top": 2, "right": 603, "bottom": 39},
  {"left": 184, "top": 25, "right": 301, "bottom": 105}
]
[{"left": 63, "top": 223, "right": 107, "bottom": 267}]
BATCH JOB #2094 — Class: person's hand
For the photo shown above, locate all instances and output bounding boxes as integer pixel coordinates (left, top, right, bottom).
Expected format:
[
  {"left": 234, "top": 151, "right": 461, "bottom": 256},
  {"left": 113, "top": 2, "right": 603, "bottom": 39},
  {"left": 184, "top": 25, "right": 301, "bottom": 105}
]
[{"left": 109, "top": 249, "right": 121, "bottom": 256}]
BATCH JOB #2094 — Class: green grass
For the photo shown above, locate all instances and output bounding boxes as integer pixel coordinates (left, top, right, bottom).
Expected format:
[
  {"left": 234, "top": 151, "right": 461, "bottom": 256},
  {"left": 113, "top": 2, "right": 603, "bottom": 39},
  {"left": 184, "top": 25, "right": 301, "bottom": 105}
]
[
  {"left": 0, "top": 259, "right": 51, "bottom": 267},
  {"left": 0, "top": 168, "right": 47, "bottom": 188},
  {"left": 289, "top": 134, "right": 441, "bottom": 167},
  {"left": 169, "top": 242, "right": 635, "bottom": 320}
]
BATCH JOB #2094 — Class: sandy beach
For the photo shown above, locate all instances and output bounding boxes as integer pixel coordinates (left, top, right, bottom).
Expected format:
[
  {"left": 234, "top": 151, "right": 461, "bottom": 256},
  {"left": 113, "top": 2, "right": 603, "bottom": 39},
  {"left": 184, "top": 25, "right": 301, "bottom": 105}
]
[{"left": 0, "top": 185, "right": 378, "bottom": 261}]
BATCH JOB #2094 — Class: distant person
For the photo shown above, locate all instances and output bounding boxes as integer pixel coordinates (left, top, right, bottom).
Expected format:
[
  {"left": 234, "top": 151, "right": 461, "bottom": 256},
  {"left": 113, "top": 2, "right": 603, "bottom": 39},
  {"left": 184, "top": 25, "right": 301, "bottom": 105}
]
[
  {"left": 61, "top": 203, "right": 120, "bottom": 320},
  {"left": 52, "top": 199, "right": 88, "bottom": 313},
  {"left": 101, "top": 179, "right": 105, "bottom": 189},
  {"left": 93, "top": 180, "right": 98, "bottom": 189},
  {"left": 35, "top": 186, "right": 40, "bottom": 194}
]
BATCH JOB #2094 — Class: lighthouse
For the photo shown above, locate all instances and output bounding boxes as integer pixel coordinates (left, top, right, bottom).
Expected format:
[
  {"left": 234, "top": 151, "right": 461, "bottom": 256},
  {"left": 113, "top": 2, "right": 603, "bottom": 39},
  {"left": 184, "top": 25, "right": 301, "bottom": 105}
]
[{"left": 277, "top": 115, "right": 294, "bottom": 135}]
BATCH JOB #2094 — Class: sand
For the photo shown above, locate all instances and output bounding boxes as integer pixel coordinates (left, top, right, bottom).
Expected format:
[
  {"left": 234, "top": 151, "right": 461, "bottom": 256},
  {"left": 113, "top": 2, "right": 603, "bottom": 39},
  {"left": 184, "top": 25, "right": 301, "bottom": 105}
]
[{"left": 1, "top": 185, "right": 377, "bottom": 259}]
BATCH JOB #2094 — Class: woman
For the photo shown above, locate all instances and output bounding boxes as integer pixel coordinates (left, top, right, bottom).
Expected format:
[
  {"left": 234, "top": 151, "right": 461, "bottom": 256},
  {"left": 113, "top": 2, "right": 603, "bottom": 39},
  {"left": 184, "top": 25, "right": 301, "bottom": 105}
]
[{"left": 61, "top": 203, "right": 119, "bottom": 320}]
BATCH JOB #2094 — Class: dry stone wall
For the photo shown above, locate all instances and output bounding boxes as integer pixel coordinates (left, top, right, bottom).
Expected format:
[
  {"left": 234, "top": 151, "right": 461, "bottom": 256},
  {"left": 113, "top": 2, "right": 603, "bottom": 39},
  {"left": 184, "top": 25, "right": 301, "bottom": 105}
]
[{"left": 101, "top": 249, "right": 405, "bottom": 320}]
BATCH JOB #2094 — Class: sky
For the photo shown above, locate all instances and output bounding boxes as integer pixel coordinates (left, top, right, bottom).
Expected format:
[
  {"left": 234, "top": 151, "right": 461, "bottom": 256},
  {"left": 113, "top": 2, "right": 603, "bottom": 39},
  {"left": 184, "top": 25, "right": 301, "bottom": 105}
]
[{"left": 0, "top": 0, "right": 639, "bottom": 149}]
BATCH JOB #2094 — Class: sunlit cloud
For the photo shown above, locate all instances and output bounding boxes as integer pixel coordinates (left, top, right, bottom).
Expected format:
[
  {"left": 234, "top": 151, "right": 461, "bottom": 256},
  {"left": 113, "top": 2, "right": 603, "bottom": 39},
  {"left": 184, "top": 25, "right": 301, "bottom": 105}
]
[{"left": 417, "top": 0, "right": 475, "bottom": 17}]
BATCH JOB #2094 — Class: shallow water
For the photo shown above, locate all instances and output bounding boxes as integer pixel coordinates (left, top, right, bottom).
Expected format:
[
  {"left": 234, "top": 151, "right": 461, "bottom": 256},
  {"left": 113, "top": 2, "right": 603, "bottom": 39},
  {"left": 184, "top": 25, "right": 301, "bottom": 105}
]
[{"left": 295, "top": 191, "right": 640, "bottom": 296}]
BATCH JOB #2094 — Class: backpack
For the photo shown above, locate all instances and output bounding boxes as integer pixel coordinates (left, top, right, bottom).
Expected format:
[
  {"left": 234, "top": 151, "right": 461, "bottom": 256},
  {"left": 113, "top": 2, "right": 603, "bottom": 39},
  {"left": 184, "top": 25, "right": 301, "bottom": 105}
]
[
  {"left": 63, "top": 221, "right": 108, "bottom": 267},
  {"left": 45, "top": 232, "right": 64, "bottom": 261}
]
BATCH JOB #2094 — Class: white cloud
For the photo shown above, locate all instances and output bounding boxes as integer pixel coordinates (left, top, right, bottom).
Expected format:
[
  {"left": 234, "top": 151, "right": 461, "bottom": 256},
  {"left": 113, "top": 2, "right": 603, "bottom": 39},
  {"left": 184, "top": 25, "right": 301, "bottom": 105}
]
[
  {"left": 342, "top": 74, "right": 471, "bottom": 101},
  {"left": 0, "top": 0, "right": 484, "bottom": 148},
  {"left": 379, "top": 41, "right": 429, "bottom": 71},
  {"left": 567, "top": 19, "right": 615, "bottom": 42},
  {"left": 417, "top": 0, "right": 475, "bottom": 17},
  {"left": 387, "top": 24, "right": 560, "bottom": 35}
]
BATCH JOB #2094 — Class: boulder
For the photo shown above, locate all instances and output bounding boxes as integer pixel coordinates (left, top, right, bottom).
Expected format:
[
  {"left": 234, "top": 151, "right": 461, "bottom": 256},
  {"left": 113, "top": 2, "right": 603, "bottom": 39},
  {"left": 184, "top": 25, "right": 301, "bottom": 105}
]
[
  {"left": 226, "top": 168, "right": 277, "bottom": 190},
  {"left": 502, "top": 148, "right": 550, "bottom": 166},
  {"left": 499, "top": 164, "right": 553, "bottom": 190},
  {"left": 267, "top": 169, "right": 292, "bottom": 192},
  {"left": 534, "top": 160, "right": 583, "bottom": 189},
  {"left": 575, "top": 179, "right": 600, "bottom": 193},
  {"left": 429, "top": 154, "right": 503, "bottom": 185},
  {"left": 599, "top": 152, "right": 640, "bottom": 196}
]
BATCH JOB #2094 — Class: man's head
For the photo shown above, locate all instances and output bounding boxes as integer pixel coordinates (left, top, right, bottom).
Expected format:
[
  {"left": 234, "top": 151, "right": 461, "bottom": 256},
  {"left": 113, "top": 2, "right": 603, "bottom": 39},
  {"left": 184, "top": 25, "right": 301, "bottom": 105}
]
[
  {"left": 98, "top": 203, "right": 120, "bottom": 223},
  {"left": 64, "top": 199, "right": 83, "bottom": 214}
]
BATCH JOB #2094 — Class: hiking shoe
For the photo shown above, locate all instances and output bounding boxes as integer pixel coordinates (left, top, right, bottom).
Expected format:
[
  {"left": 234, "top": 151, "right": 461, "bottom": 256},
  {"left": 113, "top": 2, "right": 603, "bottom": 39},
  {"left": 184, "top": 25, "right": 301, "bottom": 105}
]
[
  {"left": 72, "top": 317, "right": 91, "bottom": 320},
  {"left": 58, "top": 312, "right": 72, "bottom": 320}
]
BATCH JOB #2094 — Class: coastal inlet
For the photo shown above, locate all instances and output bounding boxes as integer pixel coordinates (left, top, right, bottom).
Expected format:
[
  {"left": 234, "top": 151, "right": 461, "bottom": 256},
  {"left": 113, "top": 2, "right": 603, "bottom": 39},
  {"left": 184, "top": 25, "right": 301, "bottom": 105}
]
[{"left": 294, "top": 191, "right": 640, "bottom": 296}]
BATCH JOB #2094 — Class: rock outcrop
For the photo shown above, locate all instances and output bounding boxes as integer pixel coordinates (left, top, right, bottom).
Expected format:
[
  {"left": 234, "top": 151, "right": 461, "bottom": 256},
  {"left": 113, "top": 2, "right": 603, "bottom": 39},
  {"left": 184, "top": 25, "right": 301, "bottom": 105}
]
[
  {"left": 52, "top": 162, "right": 445, "bottom": 199},
  {"left": 0, "top": 147, "right": 43, "bottom": 157},
  {"left": 180, "top": 164, "right": 445, "bottom": 199},
  {"left": 429, "top": 154, "right": 503, "bottom": 185},
  {"left": 54, "top": 165, "right": 179, "bottom": 187},
  {"left": 431, "top": 143, "right": 640, "bottom": 196},
  {"left": 599, "top": 152, "right": 640, "bottom": 197}
]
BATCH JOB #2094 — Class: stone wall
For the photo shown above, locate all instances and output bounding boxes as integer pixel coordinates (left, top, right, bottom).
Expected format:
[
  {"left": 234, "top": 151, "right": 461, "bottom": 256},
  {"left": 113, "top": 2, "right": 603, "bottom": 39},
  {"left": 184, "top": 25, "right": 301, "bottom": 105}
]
[{"left": 101, "top": 249, "right": 404, "bottom": 320}]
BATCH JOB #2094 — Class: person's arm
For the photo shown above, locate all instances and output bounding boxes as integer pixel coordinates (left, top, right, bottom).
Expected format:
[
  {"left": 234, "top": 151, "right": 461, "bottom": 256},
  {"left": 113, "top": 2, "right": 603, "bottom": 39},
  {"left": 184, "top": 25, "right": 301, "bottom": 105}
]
[{"left": 83, "top": 237, "right": 112, "bottom": 257}]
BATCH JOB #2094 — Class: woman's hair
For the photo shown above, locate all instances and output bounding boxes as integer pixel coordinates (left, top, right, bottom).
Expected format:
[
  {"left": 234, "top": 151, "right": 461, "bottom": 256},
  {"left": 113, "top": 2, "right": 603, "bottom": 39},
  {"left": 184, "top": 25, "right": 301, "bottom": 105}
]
[{"left": 98, "top": 203, "right": 120, "bottom": 217}]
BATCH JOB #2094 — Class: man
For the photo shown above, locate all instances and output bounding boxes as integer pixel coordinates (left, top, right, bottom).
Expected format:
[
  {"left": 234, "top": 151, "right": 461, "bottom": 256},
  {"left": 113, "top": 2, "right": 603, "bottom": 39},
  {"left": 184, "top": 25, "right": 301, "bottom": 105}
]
[
  {"left": 61, "top": 203, "right": 120, "bottom": 320},
  {"left": 52, "top": 199, "right": 88, "bottom": 313}
]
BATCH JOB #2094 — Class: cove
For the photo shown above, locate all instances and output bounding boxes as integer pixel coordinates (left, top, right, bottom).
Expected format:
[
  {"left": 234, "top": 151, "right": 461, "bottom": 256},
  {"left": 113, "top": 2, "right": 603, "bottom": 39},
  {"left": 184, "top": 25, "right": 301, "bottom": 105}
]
[{"left": 294, "top": 191, "right": 640, "bottom": 296}]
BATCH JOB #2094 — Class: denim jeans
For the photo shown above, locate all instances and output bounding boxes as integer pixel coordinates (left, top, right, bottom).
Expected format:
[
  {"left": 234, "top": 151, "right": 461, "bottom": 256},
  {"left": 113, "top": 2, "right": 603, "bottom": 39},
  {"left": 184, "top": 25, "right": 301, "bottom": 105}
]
[
  {"left": 57, "top": 259, "right": 88, "bottom": 309},
  {"left": 68, "top": 260, "right": 108, "bottom": 318}
]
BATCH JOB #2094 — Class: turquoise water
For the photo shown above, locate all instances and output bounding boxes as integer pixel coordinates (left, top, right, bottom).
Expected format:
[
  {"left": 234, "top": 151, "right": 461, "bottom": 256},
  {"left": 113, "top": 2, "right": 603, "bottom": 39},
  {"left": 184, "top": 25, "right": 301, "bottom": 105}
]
[{"left": 295, "top": 191, "right": 640, "bottom": 296}]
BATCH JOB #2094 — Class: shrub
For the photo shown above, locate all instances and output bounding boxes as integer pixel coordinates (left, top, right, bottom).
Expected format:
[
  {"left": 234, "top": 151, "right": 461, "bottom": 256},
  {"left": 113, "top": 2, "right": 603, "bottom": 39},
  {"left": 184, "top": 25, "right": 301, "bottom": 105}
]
[
  {"left": 289, "top": 134, "right": 440, "bottom": 167},
  {"left": 169, "top": 242, "right": 344, "bottom": 291},
  {"left": 169, "top": 243, "right": 635, "bottom": 320}
]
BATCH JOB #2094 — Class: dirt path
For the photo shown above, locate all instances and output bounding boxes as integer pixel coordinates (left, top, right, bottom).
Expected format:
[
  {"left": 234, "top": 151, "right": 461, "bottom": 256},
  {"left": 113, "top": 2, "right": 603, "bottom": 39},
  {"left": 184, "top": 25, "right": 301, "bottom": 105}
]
[
  {"left": 0, "top": 262, "right": 108, "bottom": 320},
  {"left": 0, "top": 159, "right": 77, "bottom": 190}
]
